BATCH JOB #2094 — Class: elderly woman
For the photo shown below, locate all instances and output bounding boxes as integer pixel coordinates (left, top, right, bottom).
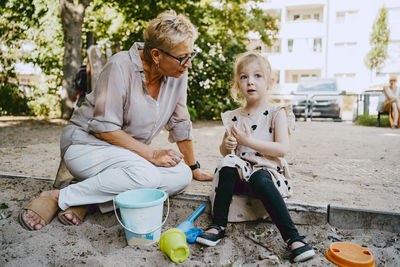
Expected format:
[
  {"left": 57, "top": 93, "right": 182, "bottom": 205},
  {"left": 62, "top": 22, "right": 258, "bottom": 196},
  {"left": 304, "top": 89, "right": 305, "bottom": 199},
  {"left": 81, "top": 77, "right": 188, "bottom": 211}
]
[
  {"left": 19, "top": 11, "right": 212, "bottom": 230},
  {"left": 383, "top": 76, "right": 400, "bottom": 128}
]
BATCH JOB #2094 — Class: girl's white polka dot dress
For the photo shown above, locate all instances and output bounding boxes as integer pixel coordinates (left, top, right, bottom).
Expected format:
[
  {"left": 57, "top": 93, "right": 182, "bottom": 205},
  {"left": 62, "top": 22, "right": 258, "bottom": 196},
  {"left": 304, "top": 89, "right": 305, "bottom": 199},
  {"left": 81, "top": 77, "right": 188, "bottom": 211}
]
[{"left": 211, "top": 104, "right": 296, "bottom": 208}]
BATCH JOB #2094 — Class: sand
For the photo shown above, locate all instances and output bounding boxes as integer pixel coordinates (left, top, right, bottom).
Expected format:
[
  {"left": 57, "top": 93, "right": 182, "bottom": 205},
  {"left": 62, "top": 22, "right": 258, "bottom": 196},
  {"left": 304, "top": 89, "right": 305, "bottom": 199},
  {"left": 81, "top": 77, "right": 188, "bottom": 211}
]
[{"left": 0, "top": 117, "right": 399, "bottom": 266}]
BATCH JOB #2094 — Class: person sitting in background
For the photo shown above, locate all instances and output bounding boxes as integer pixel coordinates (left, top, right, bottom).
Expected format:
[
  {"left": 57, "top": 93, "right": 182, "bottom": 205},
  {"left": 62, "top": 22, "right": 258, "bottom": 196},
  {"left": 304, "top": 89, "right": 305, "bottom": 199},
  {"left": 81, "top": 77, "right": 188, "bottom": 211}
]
[{"left": 383, "top": 76, "right": 400, "bottom": 128}]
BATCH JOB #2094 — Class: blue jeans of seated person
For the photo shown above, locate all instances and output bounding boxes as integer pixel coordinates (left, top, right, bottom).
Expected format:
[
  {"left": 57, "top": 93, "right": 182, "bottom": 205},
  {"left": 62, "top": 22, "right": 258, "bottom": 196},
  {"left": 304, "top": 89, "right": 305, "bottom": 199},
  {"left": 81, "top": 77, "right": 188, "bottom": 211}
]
[{"left": 213, "top": 167, "right": 300, "bottom": 242}]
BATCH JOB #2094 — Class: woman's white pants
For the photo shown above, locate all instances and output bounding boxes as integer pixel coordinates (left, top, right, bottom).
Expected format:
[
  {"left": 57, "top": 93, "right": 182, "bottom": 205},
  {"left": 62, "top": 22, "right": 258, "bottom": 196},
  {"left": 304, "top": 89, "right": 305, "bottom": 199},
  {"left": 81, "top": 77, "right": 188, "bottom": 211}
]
[{"left": 58, "top": 144, "right": 192, "bottom": 210}]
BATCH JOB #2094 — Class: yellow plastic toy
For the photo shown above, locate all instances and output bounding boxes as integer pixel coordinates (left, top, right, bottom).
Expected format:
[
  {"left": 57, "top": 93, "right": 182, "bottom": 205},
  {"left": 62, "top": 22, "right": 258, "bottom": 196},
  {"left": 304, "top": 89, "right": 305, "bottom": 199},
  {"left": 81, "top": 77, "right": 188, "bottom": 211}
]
[{"left": 159, "top": 228, "right": 189, "bottom": 263}]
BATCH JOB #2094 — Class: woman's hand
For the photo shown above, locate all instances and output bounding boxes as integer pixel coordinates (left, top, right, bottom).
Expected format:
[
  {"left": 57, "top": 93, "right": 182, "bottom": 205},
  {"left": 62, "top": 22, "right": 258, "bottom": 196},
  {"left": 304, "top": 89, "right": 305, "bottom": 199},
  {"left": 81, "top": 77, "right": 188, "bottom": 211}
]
[
  {"left": 222, "top": 135, "right": 238, "bottom": 153},
  {"left": 192, "top": 169, "right": 213, "bottom": 181},
  {"left": 151, "top": 149, "right": 184, "bottom": 167},
  {"left": 231, "top": 123, "right": 251, "bottom": 146}
]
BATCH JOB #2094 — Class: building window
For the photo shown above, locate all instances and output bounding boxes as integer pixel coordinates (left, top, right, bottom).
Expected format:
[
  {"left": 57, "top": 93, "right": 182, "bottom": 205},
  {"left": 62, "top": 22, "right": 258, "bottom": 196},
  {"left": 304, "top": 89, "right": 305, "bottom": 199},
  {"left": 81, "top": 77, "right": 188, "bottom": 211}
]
[
  {"left": 334, "top": 73, "right": 356, "bottom": 78},
  {"left": 288, "top": 9, "right": 323, "bottom": 22},
  {"left": 285, "top": 70, "right": 321, "bottom": 83},
  {"left": 335, "top": 42, "right": 357, "bottom": 47},
  {"left": 287, "top": 38, "right": 323, "bottom": 53},
  {"left": 288, "top": 39, "right": 293, "bottom": 52},
  {"left": 336, "top": 12, "right": 345, "bottom": 24},
  {"left": 291, "top": 13, "right": 320, "bottom": 21},
  {"left": 263, "top": 39, "right": 281, "bottom": 54},
  {"left": 272, "top": 70, "right": 280, "bottom": 84},
  {"left": 336, "top": 10, "right": 358, "bottom": 24},
  {"left": 313, "top": 38, "right": 322, "bottom": 52},
  {"left": 292, "top": 74, "right": 299, "bottom": 83}
]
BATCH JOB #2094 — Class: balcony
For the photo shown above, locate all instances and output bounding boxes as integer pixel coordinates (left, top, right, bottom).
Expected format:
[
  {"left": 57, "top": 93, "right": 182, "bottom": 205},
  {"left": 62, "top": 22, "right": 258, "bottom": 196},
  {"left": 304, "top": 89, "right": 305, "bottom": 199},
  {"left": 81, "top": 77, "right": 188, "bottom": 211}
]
[
  {"left": 281, "top": 20, "right": 325, "bottom": 38},
  {"left": 266, "top": 52, "right": 324, "bottom": 70},
  {"left": 284, "top": 0, "right": 327, "bottom": 7}
]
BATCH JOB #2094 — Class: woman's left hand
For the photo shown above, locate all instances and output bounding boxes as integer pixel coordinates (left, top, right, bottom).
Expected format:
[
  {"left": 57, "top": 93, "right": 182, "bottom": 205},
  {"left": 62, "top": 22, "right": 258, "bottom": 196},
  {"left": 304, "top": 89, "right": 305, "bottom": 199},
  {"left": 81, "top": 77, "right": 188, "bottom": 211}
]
[
  {"left": 231, "top": 123, "right": 251, "bottom": 146},
  {"left": 192, "top": 169, "right": 213, "bottom": 181}
]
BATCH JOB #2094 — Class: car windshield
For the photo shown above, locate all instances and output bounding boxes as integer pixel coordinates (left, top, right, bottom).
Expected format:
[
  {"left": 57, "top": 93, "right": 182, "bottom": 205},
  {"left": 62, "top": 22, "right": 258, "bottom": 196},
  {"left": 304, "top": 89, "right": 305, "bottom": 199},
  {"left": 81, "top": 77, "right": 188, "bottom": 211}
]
[{"left": 297, "top": 80, "right": 337, "bottom": 92}]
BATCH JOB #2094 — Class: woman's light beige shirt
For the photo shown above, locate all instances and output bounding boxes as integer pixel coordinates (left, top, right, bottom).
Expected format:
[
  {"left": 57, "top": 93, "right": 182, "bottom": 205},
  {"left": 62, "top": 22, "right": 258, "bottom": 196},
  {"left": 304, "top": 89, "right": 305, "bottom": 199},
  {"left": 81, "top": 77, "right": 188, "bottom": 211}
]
[{"left": 60, "top": 42, "right": 192, "bottom": 157}]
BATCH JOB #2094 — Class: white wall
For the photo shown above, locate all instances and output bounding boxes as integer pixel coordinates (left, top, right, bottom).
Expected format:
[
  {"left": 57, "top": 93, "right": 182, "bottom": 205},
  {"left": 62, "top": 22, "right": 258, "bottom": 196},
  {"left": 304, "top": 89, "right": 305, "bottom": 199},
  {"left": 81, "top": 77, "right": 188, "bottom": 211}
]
[
  {"left": 326, "top": 0, "right": 380, "bottom": 93},
  {"left": 255, "top": 0, "right": 399, "bottom": 94}
]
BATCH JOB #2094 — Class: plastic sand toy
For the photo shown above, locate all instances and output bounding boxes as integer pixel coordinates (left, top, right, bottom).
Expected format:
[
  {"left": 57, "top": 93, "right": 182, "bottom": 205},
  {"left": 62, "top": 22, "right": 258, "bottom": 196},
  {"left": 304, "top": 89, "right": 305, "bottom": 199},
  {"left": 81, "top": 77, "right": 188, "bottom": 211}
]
[{"left": 326, "top": 241, "right": 375, "bottom": 267}]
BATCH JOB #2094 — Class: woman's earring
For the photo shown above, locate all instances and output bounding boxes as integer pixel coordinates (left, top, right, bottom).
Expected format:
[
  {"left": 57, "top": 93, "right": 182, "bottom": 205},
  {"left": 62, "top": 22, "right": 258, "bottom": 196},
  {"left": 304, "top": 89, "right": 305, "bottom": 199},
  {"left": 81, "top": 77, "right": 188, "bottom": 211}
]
[{"left": 156, "top": 63, "right": 159, "bottom": 71}]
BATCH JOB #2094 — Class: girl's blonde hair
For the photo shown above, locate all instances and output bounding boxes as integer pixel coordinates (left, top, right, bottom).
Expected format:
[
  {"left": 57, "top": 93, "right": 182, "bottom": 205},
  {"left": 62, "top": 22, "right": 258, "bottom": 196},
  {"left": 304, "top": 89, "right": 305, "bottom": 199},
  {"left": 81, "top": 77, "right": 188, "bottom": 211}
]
[
  {"left": 230, "top": 51, "right": 272, "bottom": 104},
  {"left": 143, "top": 10, "right": 198, "bottom": 64}
]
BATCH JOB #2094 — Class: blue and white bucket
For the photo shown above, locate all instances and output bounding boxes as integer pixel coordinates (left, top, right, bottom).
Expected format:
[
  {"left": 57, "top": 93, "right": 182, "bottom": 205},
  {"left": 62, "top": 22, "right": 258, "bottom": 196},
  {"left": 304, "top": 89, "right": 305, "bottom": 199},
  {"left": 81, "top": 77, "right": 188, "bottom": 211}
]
[{"left": 113, "top": 189, "right": 169, "bottom": 246}]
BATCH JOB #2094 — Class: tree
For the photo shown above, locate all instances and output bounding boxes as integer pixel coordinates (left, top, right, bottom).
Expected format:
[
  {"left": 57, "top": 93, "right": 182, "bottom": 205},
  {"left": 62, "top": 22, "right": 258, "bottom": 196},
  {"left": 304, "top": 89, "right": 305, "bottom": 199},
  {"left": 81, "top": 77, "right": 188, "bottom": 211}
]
[
  {"left": 0, "top": 0, "right": 115, "bottom": 117},
  {"left": 0, "top": 0, "right": 37, "bottom": 115},
  {"left": 59, "top": 0, "right": 92, "bottom": 118},
  {"left": 365, "top": 7, "right": 390, "bottom": 78},
  {"left": 1, "top": 0, "right": 65, "bottom": 117},
  {"left": 1, "top": 0, "right": 277, "bottom": 120},
  {"left": 26, "top": 0, "right": 64, "bottom": 117},
  {"left": 108, "top": 0, "right": 278, "bottom": 119}
]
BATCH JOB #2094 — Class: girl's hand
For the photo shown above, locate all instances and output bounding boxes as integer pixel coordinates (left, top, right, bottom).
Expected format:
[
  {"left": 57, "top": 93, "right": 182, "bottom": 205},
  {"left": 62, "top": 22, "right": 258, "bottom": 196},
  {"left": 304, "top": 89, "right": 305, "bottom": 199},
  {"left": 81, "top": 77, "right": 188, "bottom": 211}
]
[
  {"left": 222, "top": 135, "right": 238, "bottom": 153},
  {"left": 231, "top": 123, "right": 251, "bottom": 146},
  {"left": 151, "top": 149, "right": 184, "bottom": 167}
]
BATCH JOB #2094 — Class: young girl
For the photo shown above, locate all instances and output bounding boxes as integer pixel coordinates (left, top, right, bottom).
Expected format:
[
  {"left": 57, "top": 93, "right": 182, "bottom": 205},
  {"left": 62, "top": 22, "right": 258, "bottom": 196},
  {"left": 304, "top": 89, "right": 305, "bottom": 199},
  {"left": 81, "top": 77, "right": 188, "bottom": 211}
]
[{"left": 196, "top": 52, "right": 315, "bottom": 262}]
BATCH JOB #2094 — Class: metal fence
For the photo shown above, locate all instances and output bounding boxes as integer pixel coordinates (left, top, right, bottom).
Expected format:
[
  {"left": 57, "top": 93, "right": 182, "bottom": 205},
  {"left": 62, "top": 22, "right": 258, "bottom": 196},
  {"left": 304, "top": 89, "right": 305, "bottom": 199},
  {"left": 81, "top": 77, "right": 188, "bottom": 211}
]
[{"left": 269, "top": 91, "right": 385, "bottom": 122}]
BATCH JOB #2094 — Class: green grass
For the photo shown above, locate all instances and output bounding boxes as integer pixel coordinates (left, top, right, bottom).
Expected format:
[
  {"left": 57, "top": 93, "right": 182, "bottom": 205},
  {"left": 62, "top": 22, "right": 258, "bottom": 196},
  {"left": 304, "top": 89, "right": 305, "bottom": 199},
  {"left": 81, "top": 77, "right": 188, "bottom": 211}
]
[{"left": 356, "top": 114, "right": 391, "bottom": 127}]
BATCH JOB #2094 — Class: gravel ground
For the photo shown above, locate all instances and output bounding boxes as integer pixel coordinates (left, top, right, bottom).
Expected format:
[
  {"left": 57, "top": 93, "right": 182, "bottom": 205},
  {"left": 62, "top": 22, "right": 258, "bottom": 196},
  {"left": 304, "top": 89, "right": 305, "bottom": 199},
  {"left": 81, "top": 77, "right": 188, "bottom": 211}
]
[{"left": 0, "top": 116, "right": 399, "bottom": 266}]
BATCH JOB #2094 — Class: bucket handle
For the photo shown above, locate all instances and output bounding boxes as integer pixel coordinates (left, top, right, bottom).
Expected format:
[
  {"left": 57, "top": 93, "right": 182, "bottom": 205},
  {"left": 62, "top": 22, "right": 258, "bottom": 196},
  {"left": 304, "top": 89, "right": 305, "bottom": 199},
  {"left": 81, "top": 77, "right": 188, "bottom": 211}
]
[{"left": 113, "top": 196, "right": 169, "bottom": 235}]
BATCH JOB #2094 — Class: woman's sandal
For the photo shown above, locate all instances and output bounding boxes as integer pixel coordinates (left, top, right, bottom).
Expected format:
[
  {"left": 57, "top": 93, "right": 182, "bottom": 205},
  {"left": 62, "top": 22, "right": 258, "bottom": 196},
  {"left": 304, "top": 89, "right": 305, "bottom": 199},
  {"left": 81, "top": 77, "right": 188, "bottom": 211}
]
[
  {"left": 287, "top": 236, "right": 315, "bottom": 262},
  {"left": 18, "top": 196, "right": 59, "bottom": 230},
  {"left": 58, "top": 205, "right": 89, "bottom": 225},
  {"left": 196, "top": 224, "right": 225, "bottom": 247}
]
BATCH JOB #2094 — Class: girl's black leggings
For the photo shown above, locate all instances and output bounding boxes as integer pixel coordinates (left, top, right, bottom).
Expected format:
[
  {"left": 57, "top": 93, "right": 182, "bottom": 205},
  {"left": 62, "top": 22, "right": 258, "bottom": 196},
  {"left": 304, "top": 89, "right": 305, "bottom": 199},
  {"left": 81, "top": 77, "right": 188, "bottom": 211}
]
[{"left": 213, "top": 167, "right": 299, "bottom": 242}]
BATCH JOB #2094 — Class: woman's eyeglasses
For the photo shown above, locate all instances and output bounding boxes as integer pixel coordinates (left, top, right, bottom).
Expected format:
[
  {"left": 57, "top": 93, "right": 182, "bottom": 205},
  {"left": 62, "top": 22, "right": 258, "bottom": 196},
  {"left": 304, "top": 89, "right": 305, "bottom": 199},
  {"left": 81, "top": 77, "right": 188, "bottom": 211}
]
[{"left": 158, "top": 48, "right": 198, "bottom": 66}]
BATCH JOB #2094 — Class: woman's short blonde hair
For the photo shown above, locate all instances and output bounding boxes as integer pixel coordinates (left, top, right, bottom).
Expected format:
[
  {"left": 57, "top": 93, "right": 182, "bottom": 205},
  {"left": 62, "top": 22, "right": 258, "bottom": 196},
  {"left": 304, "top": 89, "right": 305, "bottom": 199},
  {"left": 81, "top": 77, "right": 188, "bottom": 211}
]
[
  {"left": 230, "top": 51, "right": 272, "bottom": 103},
  {"left": 143, "top": 10, "right": 198, "bottom": 63}
]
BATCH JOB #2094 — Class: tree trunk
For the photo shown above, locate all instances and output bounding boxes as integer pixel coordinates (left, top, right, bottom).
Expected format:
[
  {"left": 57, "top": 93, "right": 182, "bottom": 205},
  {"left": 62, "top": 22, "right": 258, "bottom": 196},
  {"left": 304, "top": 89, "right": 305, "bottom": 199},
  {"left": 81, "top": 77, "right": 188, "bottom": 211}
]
[{"left": 59, "top": 0, "right": 91, "bottom": 119}]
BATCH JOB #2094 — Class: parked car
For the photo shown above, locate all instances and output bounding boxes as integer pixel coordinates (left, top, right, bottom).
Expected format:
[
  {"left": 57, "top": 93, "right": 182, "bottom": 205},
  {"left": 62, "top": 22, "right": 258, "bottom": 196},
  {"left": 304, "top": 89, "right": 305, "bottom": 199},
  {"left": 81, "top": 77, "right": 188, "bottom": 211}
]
[{"left": 292, "top": 78, "right": 344, "bottom": 121}]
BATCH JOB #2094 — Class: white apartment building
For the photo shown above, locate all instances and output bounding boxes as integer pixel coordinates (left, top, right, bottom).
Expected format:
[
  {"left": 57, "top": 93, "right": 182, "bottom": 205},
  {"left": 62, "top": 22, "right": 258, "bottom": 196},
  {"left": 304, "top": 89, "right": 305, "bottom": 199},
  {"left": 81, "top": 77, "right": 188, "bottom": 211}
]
[{"left": 250, "top": 0, "right": 400, "bottom": 94}]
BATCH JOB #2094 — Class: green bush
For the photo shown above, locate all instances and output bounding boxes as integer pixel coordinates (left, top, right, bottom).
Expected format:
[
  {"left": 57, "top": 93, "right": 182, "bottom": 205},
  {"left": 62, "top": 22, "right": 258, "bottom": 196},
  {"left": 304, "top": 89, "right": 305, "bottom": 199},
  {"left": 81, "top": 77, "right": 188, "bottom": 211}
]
[
  {"left": 188, "top": 41, "right": 241, "bottom": 121},
  {"left": 0, "top": 83, "right": 61, "bottom": 117},
  {"left": 111, "top": 1, "right": 277, "bottom": 121},
  {"left": 28, "top": 94, "right": 61, "bottom": 118},
  {"left": 356, "top": 114, "right": 390, "bottom": 127},
  {"left": 0, "top": 84, "right": 29, "bottom": 115},
  {"left": 27, "top": 82, "right": 61, "bottom": 118}
]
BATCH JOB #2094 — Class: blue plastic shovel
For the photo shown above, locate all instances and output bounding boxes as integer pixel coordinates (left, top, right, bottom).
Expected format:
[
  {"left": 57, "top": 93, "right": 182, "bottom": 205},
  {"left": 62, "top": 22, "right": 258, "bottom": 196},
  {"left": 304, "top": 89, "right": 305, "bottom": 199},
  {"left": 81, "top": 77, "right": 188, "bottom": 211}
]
[
  {"left": 185, "top": 227, "right": 204, "bottom": 243},
  {"left": 177, "top": 203, "right": 206, "bottom": 233}
]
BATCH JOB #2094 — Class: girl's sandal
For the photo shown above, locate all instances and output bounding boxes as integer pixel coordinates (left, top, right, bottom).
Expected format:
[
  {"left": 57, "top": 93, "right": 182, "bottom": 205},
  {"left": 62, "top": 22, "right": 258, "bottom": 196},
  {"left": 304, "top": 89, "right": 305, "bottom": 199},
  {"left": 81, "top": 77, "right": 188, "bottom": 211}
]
[
  {"left": 196, "top": 224, "right": 225, "bottom": 247},
  {"left": 287, "top": 236, "right": 315, "bottom": 262}
]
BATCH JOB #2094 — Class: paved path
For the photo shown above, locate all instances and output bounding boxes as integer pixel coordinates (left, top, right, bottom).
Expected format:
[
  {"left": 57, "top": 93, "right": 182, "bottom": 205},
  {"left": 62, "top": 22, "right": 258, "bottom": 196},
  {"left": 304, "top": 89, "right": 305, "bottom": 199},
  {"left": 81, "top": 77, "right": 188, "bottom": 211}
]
[
  {"left": 153, "top": 120, "right": 400, "bottom": 213},
  {"left": 1, "top": 117, "right": 399, "bottom": 213}
]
